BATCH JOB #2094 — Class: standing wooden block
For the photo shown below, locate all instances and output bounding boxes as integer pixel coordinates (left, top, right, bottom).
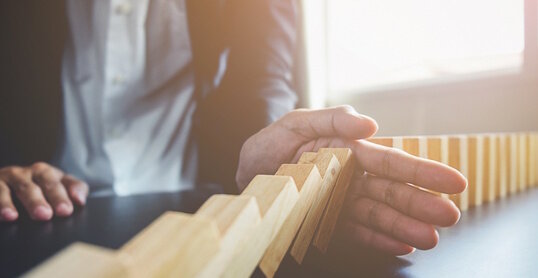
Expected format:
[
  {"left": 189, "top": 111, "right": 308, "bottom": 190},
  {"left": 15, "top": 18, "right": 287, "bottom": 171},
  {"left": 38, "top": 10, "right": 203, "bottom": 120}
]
[
  {"left": 468, "top": 136, "right": 484, "bottom": 207},
  {"left": 532, "top": 134, "right": 537, "bottom": 187},
  {"left": 222, "top": 175, "right": 299, "bottom": 278},
  {"left": 499, "top": 135, "right": 509, "bottom": 198},
  {"left": 483, "top": 135, "right": 496, "bottom": 203},
  {"left": 119, "top": 212, "right": 220, "bottom": 277},
  {"left": 519, "top": 134, "right": 527, "bottom": 191},
  {"left": 392, "top": 136, "right": 404, "bottom": 150},
  {"left": 313, "top": 148, "right": 355, "bottom": 253},
  {"left": 26, "top": 243, "right": 128, "bottom": 278},
  {"left": 194, "top": 195, "right": 262, "bottom": 277},
  {"left": 509, "top": 134, "right": 518, "bottom": 194},
  {"left": 402, "top": 137, "right": 420, "bottom": 156},
  {"left": 427, "top": 137, "right": 449, "bottom": 199},
  {"left": 260, "top": 164, "right": 322, "bottom": 277},
  {"left": 448, "top": 136, "right": 469, "bottom": 210},
  {"left": 290, "top": 152, "right": 341, "bottom": 264}
]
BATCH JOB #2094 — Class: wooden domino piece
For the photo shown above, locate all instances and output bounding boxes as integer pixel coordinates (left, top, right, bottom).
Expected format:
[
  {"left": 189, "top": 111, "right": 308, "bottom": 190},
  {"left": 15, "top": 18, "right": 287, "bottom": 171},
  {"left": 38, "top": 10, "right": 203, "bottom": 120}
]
[
  {"left": 447, "top": 136, "right": 469, "bottom": 211},
  {"left": 290, "top": 152, "right": 341, "bottom": 264},
  {"left": 25, "top": 243, "right": 128, "bottom": 278},
  {"left": 467, "top": 135, "right": 484, "bottom": 207},
  {"left": 483, "top": 135, "right": 497, "bottom": 203},
  {"left": 499, "top": 134, "right": 508, "bottom": 198},
  {"left": 366, "top": 137, "right": 393, "bottom": 147},
  {"left": 260, "top": 163, "right": 322, "bottom": 277},
  {"left": 195, "top": 195, "right": 262, "bottom": 277},
  {"left": 119, "top": 211, "right": 220, "bottom": 277},
  {"left": 509, "top": 134, "right": 518, "bottom": 194},
  {"left": 402, "top": 137, "right": 419, "bottom": 156},
  {"left": 531, "top": 134, "right": 537, "bottom": 187},
  {"left": 222, "top": 175, "right": 299, "bottom": 277},
  {"left": 519, "top": 134, "right": 527, "bottom": 191},
  {"left": 313, "top": 148, "right": 355, "bottom": 253}
]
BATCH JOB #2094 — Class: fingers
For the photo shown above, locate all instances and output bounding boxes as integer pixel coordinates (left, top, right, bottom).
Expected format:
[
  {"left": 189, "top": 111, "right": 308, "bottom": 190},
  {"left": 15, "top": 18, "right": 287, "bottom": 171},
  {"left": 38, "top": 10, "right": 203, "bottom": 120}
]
[
  {"left": 355, "top": 174, "right": 460, "bottom": 227},
  {"left": 4, "top": 167, "right": 53, "bottom": 221},
  {"left": 31, "top": 163, "right": 73, "bottom": 217},
  {"left": 341, "top": 220, "right": 415, "bottom": 256},
  {"left": 0, "top": 181, "right": 18, "bottom": 221},
  {"left": 61, "top": 175, "right": 89, "bottom": 206},
  {"left": 280, "top": 105, "right": 379, "bottom": 141},
  {"left": 347, "top": 197, "right": 439, "bottom": 250},
  {"left": 352, "top": 140, "right": 467, "bottom": 194}
]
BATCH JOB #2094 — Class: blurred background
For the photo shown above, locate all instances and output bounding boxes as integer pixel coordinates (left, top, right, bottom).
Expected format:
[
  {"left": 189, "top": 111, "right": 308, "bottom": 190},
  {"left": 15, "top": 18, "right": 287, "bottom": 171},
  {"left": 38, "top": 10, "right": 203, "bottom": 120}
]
[{"left": 297, "top": 0, "right": 538, "bottom": 136}]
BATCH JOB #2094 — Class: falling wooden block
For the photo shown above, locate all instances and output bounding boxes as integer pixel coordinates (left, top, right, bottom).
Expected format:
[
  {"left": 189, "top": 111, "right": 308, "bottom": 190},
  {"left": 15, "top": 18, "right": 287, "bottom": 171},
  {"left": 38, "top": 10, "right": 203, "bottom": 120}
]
[
  {"left": 195, "top": 195, "right": 262, "bottom": 277},
  {"left": 290, "top": 152, "right": 341, "bottom": 264},
  {"left": 222, "top": 175, "right": 299, "bottom": 278},
  {"left": 26, "top": 243, "right": 128, "bottom": 278},
  {"left": 313, "top": 148, "right": 355, "bottom": 253},
  {"left": 260, "top": 163, "right": 322, "bottom": 277},
  {"left": 119, "top": 211, "right": 220, "bottom": 277}
]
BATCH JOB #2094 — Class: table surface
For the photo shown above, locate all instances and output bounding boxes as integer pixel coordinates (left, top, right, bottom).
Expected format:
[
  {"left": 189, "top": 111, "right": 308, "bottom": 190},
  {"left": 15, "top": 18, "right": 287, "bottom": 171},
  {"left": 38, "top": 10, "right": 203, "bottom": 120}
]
[{"left": 1, "top": 188, "right": 537, "bottom": 278}]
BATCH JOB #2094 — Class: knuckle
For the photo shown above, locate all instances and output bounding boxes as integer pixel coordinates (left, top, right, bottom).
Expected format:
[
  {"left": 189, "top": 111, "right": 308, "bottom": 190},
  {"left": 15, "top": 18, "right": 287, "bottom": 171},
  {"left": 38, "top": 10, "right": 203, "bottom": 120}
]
[{"left": 31, "top": 162, "right": 51, "bottom": 173}]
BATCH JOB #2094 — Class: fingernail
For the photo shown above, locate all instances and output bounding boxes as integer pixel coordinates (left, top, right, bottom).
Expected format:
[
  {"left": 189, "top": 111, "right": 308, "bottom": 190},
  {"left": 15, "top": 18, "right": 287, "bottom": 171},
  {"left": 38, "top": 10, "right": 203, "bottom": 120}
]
[
  {"left": 1, "top": 208, "right": 18, "bottom": 221},
  {"left": 56, "top": 203, "right": 73, "bottom": 216},
  {"left": 76, "top": 191, "right": 87, "bottom": 205},
  {"left": 33, "top": 205, "right": 53, "bottom": 221}
]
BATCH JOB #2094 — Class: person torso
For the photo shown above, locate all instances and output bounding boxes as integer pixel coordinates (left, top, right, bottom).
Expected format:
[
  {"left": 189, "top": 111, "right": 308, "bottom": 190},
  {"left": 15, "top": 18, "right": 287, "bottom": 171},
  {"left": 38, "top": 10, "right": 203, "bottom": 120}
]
[{"left": 58, "top": 0, "right": 198, "bottom": 195}]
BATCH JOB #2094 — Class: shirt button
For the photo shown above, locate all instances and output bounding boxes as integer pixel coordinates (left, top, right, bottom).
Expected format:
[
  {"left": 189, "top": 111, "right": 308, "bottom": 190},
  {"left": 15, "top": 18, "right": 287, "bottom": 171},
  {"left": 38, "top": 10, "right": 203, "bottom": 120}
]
[
  {"left": 112, "top": 74, "right": 125, "bottom": 85},
  {"left": 115, "top": 2, "right": 132, "bottom": 15}
]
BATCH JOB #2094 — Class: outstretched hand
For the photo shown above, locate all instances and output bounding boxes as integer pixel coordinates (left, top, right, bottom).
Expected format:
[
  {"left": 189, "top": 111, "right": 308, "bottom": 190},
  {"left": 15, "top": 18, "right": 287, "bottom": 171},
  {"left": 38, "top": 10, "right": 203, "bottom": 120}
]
[{"left": 236, "top": 105, "right": 466, "bottom": 255}]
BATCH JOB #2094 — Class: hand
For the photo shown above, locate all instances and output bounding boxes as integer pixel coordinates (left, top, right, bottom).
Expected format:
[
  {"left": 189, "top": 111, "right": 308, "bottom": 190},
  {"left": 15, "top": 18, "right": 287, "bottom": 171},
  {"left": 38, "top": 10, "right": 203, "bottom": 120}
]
[
  {"left": 0, "top": 162, "right": 88, "bottom": 221},
  {"left": 236, "top": 105, "right": 466, "bottom": 254}
]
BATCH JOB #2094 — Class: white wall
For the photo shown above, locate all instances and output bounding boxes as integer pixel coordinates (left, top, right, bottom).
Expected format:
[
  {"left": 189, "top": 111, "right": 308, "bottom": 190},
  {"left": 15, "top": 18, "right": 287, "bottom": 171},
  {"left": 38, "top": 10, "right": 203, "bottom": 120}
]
[{"left": 328, "top": 71, "right": 538, "bottom": 137}]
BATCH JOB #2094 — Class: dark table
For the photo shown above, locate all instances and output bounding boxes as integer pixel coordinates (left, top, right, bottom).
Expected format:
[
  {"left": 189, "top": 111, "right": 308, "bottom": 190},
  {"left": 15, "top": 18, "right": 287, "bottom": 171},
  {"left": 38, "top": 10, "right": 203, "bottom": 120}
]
[{"left": 1, "top": 188, "right": 538, "bottom": 277}]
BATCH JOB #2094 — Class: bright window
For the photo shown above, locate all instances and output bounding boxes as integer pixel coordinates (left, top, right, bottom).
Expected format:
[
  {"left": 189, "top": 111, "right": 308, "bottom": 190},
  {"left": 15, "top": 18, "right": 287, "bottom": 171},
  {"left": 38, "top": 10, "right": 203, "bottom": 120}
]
[{"left": 327, "top": 0, "right": 525, "bottom": 94}]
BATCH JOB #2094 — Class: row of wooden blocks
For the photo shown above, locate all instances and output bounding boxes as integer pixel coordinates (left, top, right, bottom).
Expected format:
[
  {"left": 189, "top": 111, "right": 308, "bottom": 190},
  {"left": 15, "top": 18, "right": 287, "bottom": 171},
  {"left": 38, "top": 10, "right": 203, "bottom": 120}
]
[
  {"left": 27, "top": 148, "right": 355, "bottom": 278},
  {"left": 367, "top": 133, "right": 538, "bottom": 210}
]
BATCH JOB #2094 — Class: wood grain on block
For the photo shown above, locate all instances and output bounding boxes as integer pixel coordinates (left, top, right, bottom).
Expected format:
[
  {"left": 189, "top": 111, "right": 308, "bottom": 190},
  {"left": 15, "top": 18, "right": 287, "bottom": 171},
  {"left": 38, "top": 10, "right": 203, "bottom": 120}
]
[
  {"left": 119, "top": 211, "right": 220, "bottom": 277},
  {"left": 260, "top": 164, "right": 323, "bottom": 277},
  {"left": 519, "top": 134, "right": 527, "bottom": 191},
  {"left": 195, "top": 195, "right": 261, "bottom": 277},
  {"left": 26, "top": 243, "right": 127, "bottom": 278},
  {"left": 497, "top": 135, "right": 504, "bottom": 198},
  {"left": 402, "top": 137, "right": 419, "bottom": 156},
  {"left": 291, "top": 152, "right": 341, "bottom": 264},
  {"left": 509, "top": 134, "right": 518, "bottom": 194},
  {"left": 222, "top": 175, "right": 299, "bottom": 278},
  {"left": 366, "top": 137, "right": 393, "bottom": 147},
  {"left": 313, "top": 148, "right": 355, "bottom": 253}
]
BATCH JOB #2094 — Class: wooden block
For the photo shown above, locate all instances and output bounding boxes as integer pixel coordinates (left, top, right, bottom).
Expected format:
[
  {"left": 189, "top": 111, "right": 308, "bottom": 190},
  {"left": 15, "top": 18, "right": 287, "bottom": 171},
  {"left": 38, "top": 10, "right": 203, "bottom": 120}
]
[
  {"left": 222, "top": 175, "right": 299, "bottom": 278},
  {"left": 418, "top": 136, "right": 428, "bottom": 159},
  {"left": 426, "top": 137, "right": 448, "bottom": 198},
  {"left": 468, "top": 136, "right": 484, "bottom": 207},
  {"left": 532, "top": 134, "right": 537, "bottom": 187},
  {"left": 483, "top": 135, "right": 496, "bottom": 203},
  {"left": 499, "top": 135, "right": 508, "bottom": 198},
  {"left": 509, "top": 134, "right": 518, "bottom": 194},
  {"left": 119, "top": 211, "right": 220, "bottom": 277},
  {"left": 195, "top": 195, "right": 262, "bottom": 277},
  {"left": 366, "top": 137, "right": 393, "bottom": 147},
  {"left": 313, "top": 148, "right": 355, "bottom": 253},
  {"left": 291, "top": 152, "right": 341, "bottom": 264},
  {"left": 260, "top": 163, "right": 322, "bottom": 277},
  {"left": 519, "top": 134, "right": 527, "bottom": 191},
  {"left": 448, "top": 136, "right": 469, "bottom": 210},
  {"left": 402, "top": 137, "right": 420, "bottom": 156},
  {"left": 26, "top": 243, "right": 128, "bottom": 278}
]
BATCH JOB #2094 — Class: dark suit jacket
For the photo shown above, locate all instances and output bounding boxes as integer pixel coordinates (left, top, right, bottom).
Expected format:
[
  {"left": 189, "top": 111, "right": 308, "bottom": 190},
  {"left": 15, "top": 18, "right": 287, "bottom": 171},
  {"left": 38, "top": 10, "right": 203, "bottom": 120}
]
[{"left": 0, "top": 0, "right": 298, "bottom": 193}]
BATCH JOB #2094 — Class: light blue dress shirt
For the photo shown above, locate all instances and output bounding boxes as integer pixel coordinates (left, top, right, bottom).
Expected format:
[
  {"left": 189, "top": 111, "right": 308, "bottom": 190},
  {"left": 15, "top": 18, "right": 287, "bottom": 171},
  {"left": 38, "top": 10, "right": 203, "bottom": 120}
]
[{"left": 57, "top": 0, "right": 198, "bottom": 195}]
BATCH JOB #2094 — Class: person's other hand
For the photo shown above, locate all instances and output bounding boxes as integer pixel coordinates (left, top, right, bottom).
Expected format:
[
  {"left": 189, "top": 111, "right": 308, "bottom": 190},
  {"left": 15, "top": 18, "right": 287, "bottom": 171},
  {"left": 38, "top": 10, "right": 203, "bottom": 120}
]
[
  {"left": 236, "top": 105, "right": 466, "bottom": 254},
  {"left": 0, "top": 162, "right": 88, "bottom": 221}
]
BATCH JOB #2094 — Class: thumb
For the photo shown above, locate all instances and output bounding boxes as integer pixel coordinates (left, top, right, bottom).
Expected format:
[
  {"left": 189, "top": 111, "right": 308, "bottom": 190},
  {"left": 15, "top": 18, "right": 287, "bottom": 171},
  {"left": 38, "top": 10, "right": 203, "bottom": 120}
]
[{"left": 279, "top": 105, "right": 378, "bottom": 140}]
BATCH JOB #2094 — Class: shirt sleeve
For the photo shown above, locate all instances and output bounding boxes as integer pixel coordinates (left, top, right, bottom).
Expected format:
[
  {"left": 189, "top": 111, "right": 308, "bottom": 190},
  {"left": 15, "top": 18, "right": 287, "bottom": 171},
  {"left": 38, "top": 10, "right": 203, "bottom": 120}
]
[{"left": 193, "top": 0, "right": 298, "bottom": 193}]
